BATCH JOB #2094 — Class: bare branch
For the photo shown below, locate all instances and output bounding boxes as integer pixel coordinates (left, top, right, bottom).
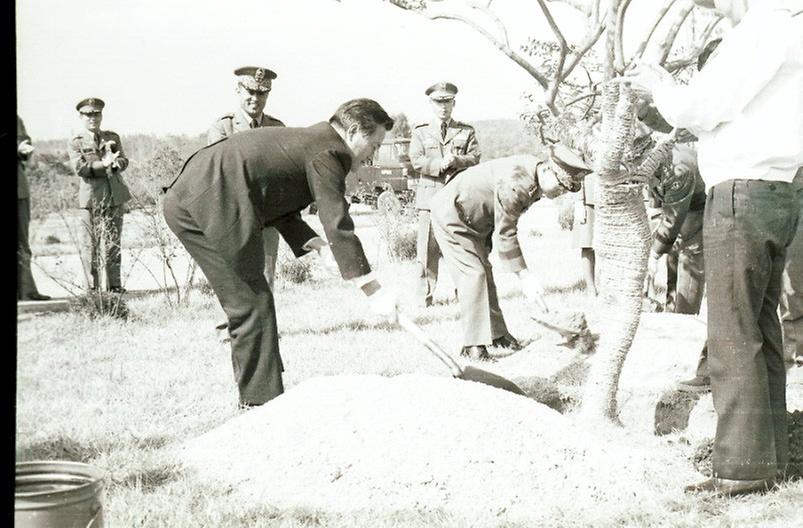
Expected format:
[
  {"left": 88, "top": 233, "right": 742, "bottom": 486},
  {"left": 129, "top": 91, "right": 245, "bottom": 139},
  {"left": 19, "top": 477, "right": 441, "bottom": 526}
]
[
  {"left": 654, "top": 1, "right": 695, "bottom": 65},
  {"left": 466, "top": 0, "right": 510, "bottom": 47},
  {"left": 561, "top": 20, "right": 606, "bottom": 80},
  {"left": 427, "top": 12, "right": 552, "bottom": 97},
  {"left": 663, "top": 15, "right": 723, "bottom": 72},
  {"left": 614, "top": 0, "right": 633, "bottom": 73},
  {"left": 537, "top": 0, "right": 570, "bottom": 105},
  {"left": 545, "top": 0, "right": 592, "bottom": 16},
  {"left": 629, "top": 0, "right": 679, "bottom": 66}
]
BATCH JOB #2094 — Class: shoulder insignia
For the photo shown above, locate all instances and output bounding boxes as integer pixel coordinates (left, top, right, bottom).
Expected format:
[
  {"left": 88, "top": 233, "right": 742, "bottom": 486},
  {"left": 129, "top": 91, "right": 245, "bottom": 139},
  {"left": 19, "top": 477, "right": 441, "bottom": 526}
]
[
  {"left": 414, "top": 122, "right": 429, "bottom": 129},
  {"left": 217, "top": 113, "right": 235, "bottom": 121}
]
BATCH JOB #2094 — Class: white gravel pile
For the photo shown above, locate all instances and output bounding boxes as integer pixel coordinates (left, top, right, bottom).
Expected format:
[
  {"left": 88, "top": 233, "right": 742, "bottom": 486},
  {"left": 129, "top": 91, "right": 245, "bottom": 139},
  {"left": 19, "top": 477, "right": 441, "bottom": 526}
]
[{"left": 181, "top": 374, "right": 653, "bottom": 519}]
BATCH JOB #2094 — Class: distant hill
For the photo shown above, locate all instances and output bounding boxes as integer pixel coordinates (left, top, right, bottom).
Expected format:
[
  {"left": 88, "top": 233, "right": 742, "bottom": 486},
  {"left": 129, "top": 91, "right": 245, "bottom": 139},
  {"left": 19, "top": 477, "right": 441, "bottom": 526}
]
[{"left": 472, "top": 118, "right": 545, "bottom": 160}]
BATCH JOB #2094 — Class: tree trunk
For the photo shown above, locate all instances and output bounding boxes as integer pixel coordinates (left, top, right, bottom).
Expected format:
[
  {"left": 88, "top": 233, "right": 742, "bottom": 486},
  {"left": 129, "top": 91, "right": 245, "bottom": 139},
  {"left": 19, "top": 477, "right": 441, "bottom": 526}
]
[{"left": 578, "top": 60, "right": 651, "bottom": 422}]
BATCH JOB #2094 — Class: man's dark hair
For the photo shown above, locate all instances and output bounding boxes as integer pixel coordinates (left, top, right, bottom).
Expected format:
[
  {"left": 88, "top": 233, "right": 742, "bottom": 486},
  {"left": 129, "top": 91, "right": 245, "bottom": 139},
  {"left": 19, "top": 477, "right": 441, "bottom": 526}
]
[
  {"left": 697, "top": 38, "right": 722, "bottom": 71},
  {"left": 329, "top": 99, "right": 394, "bottom": 135}
]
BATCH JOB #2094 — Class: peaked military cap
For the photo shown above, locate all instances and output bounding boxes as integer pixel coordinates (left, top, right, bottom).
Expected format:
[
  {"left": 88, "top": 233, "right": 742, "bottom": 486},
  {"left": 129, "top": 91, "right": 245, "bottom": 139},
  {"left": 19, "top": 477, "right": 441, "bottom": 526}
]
[
  {"left": 547, "top": 144, "right": 593, "bottom": 193},
  {"left": 425, "top": 82, "right": 458, "bottom": 101},
  {"left": 76, "top": 97, "right": 105, "bottom": 113},
  {"left": 235, "top": 66, "right": 277, "bottom": 92}
]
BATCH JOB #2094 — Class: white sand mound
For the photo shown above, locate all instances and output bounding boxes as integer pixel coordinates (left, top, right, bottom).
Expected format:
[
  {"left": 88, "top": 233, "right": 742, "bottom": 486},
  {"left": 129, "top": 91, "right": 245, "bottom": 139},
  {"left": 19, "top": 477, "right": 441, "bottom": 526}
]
[{"left": 181, "top": 374, "right": 654, "bottom": 519}]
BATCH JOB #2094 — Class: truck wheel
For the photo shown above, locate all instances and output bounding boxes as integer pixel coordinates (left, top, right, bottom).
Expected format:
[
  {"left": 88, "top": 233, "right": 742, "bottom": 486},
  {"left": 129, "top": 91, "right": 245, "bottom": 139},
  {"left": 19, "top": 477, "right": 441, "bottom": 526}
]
[{"left": 376, "top": 190, "right": 402, "bottom": 215}]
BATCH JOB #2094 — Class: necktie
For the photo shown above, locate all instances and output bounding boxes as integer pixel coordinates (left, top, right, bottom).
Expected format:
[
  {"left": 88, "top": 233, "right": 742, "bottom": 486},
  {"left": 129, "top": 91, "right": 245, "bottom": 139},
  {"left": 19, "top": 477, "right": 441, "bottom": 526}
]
[
  {"left": 250, "top": 119, "right": 259, "bottom": 129},
  {"left": 440, "top": 122, "right": 447, "bottom": 140}
]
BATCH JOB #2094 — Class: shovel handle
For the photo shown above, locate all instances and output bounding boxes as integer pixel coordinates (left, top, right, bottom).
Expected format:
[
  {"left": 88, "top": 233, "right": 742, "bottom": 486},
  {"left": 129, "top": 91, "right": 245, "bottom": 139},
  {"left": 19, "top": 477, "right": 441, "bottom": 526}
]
[{"left": 397, "top": 314, "right": 464, "bottom": 377}]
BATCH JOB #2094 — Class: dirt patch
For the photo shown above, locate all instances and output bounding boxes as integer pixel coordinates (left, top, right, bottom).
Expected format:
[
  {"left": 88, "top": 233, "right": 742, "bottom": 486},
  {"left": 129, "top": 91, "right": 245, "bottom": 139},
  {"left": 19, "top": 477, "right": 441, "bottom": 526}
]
[
  {"left": 691, "top": 410, "right": 803, "bottom": 479},
  {"left": 180, "top": 374, "right": 665, "bottom": 522},
  {"left": 654, "top": 389, "right": 704, "bottom": 436}
]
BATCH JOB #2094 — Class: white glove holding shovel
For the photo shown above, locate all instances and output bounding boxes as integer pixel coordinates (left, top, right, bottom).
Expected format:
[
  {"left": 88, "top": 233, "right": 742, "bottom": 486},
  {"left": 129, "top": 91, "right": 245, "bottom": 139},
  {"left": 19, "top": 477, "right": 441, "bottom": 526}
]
[{"left": 518, "top": 269, "right": 550, "bottom": 315}]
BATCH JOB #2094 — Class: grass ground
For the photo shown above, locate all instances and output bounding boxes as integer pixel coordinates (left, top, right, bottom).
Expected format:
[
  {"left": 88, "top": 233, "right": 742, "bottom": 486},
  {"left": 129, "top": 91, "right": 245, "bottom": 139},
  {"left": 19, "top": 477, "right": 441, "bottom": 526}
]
[{"left": 16, "top": 203, "right": 803, "bottom": 527}]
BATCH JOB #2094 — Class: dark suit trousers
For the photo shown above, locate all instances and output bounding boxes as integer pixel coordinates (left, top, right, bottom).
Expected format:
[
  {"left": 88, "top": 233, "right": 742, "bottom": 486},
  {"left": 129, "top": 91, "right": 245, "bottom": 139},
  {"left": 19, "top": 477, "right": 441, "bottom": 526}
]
[
  {"left": 163, "top": 192, "right": 284, "bottom": 405},
  {"left": 704, "top": 179, "right": 799, "bottom": 480},
  {"left": 18, "top": 198, "right": 40, "bottom": 298}
]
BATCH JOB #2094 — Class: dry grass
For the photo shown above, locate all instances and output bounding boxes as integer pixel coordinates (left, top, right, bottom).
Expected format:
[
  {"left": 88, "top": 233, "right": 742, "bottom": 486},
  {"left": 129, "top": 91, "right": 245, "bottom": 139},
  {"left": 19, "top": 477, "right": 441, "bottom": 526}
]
[{"left": 16, "top": 202, "right": 803, "bottom": 527}]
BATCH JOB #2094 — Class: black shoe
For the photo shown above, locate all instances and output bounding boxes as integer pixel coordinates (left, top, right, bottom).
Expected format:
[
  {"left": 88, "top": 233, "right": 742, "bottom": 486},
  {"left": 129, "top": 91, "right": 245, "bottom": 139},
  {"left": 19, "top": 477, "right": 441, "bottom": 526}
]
[
  {"left": 20, "top": 292, "right": 51, "bottom": 301},
  {"left": 108, "top": 286, "right": 127, "bottom": 294},
  {"left": 677, "top": 375, "right": 711, "bottom": 393},
  {"left": 238, "top": 401, "right": 263, "bottom": 411},
  {"left": 460, "top": 345, "right": 493, "bottom": 362},
  {"left": 684, "top": 476, "right": 775, "bottom": 497},
  {"left": 491, "top": 334, "right": 522, "bottom": 351}
]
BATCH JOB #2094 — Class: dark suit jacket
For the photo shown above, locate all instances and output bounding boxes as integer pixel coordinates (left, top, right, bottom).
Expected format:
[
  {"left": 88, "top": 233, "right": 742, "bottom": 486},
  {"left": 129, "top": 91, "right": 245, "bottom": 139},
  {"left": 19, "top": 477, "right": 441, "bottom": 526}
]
[{"left": 166, "top": 122, "right": 371, "bottom": 281}]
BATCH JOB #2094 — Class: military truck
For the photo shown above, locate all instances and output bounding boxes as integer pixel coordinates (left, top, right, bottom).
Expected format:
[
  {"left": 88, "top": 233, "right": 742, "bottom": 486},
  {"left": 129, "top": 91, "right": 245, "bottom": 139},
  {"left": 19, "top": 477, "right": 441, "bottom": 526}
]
[{"left": 345, "top": 137, "right": 416, "bottom": 214}]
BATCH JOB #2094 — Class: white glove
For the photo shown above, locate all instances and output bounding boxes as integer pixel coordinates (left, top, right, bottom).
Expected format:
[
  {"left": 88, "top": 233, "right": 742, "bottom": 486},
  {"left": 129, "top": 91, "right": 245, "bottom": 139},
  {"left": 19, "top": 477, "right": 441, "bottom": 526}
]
[
  {"left": 519, "top": 270, "right": 549, "bottom": 314},
  {"left": 18, "top": 140, "right": 35, "bottom": 157},
  {"left": 367, "top": 287, "right": 399, "bottom": 324},
  {"left": 304, "top": 237, "right": 340, "bottom": 278},
  {"left": 647, "top": 250, "right": 661, "bottom": 279}
]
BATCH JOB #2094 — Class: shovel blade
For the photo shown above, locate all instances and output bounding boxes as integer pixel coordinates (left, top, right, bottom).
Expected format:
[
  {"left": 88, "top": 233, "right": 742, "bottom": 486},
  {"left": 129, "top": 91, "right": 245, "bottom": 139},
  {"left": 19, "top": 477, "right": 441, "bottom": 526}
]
[{"left": 458, "top": 366, "right": 527, "bottom": 396}]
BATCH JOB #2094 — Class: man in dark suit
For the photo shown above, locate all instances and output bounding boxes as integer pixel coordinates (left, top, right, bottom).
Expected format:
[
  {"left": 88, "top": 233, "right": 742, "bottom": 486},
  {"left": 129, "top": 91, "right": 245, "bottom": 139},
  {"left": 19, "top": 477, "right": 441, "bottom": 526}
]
[
  {"left": 163, "top": 98, "right": 398, "bottom": 408},
  {"left": 17, "top": 116, "right": 50, "bottom": 301},
  {"left": 67, "top": 98, "right": 131, "bottom": 293}
]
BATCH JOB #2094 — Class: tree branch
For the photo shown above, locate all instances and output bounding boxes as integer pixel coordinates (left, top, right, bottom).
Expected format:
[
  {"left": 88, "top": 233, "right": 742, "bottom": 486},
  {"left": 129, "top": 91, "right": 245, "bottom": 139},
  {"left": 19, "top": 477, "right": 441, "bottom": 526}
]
[
  {"left": 629, "top": 0, "right": 679, "bottom": 66},
  {"left": 427, "top": 12, "right": 553, "bottom": 99},
  {"left": 536, "top": 0, "right": 570, "bottom": 105},
  {"left": 545, "top": 0, "right": 592, "bottom": 16},
  {"left": 613, "top": 0, "right": 632, "bottom": 73},
  {"left": 654, "top": 1, "right": 695, "bottom": 65},
  {"left": 466, "top": 0, "right": 510, "bottom": 47},
  {"left": 663, "top": 15, "right": 723, "bottom": 72}
]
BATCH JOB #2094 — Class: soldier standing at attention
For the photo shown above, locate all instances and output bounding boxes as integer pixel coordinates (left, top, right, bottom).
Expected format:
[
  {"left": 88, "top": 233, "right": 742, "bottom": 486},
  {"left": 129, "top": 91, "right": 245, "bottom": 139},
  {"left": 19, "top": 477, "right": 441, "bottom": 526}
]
[
  {"left": 17, "top": 116, "right": 50, "bottom": 301},
  {"left": 208, "top": 66, "right": 285, "bottom": 339},
  {"left": 410, "top": 82, "right": 481, "bottom": 307},
  {"left": 67, "top": 98, "right": 131, "bottom": 293}
]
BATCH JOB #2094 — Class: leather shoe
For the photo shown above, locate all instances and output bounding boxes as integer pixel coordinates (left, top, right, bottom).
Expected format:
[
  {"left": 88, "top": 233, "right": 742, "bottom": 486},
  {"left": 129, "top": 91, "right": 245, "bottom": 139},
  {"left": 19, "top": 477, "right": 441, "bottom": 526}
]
[
  {"left": 677, "top": 375, "right": 711, "bottom": 393},
  {"left": 20, "top": 292, "right": 51, "bottom": 301},
  {"left": 460, "top": 345, "right": 494, "bottom": 362},
  {"left": 684, "top": 476, "right": 775, "bottom": 497},
  {"left": 491, "top": 334, "right": 522, "bottom": 351},
  {"left": 238, "top": 401, "right": 263, "bottom": 411},
  {"left": 109, "top": 286, "right": 127, "bottom": 294}
]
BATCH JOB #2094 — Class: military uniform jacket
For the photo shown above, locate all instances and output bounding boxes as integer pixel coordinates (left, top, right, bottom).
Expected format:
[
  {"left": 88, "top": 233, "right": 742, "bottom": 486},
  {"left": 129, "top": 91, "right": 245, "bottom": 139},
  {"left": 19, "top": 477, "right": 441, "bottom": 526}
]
[
  {"left": 410, "top": 119, "right": 481, "bottom": 209},
  {"left": 165, "top": 122, "right": 371, "bottom": 281},
  {"left": 18, "top": 116, "right": 31, "bottom": 199},
  {"left": 207, "top": 110, "right": 285, "bottom": 144},
  {"left": 434, "top": 155, "right": 543, "bottom": 274},
  {"left": 648, "top": 147, "right": 706, "bottom": 255},
  {"left": 68, "top": 129, "right": 131, "bottom": 208}
]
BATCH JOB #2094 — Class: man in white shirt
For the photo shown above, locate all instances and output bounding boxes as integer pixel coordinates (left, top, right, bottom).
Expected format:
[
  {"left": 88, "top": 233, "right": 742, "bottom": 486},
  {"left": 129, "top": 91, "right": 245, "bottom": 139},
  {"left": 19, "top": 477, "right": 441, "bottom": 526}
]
[{"left": 622, "top": 0, "right": 803, "bottom": 496}]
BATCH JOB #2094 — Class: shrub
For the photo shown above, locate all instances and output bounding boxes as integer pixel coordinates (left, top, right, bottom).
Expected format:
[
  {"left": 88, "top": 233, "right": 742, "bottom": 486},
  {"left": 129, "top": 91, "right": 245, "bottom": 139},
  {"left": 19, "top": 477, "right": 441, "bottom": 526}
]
[
  {"left": 70, "top": 291, "right": 130, "bottom": 320},
  {"left": 277, "top": 253, "right": 312, "bottom": 285},
  {"left": 373, "top": 206, "right": 418, "bottom": 262},
  {"left": 44, "top": 235, "right": 61, "bottom": 245}
]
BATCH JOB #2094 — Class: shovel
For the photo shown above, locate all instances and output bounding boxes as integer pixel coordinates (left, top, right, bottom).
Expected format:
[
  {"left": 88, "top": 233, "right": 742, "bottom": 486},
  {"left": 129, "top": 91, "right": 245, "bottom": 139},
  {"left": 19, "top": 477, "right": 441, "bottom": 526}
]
[{"left": 397, "top": 314, "right": 526, "bottom": 396}]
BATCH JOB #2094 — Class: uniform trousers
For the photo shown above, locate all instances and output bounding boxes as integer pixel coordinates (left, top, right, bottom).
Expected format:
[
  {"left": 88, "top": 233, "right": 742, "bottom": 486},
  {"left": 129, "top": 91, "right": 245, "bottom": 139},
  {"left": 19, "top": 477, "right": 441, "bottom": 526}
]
[
  {"left": 705, "top": 179, "right": 799, "bottom": 480},
  {"left": 163, "top": 191, "right": 284, "bottom": 405},
  {"left": 416, "top": 209, "right": 443, "bottom": 304},
  {"left": 78, "top": 205, "right": 125, "bottom": 290},
  {"left": 780, "top": 172, "right": 803, "bottom": 363},
  {"left": 430, "top": 203, "right": 509, "bottom": 347},
  {"left": 666, "top": 220, "right": 705, "bottom": 315},
  {"left": 17, "top": 198, "right": 40, "bottom": 298}
]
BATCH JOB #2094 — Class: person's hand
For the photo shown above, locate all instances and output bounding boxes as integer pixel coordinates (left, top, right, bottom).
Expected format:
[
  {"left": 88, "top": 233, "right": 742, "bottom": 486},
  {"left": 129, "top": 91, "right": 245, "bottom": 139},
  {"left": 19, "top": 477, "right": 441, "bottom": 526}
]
[
  {"left": 519, "top": 270, "right": 549, "bottom": 315},
  {"left": 616, "top": 62, "right": 673, "bottom": 99},
  {"left": 102, "top": 150, "right": 120, "bottom": 169},
  {"left": 647, "top": 250, "right": 661, "bottom": 279},
  {"left": 367, "top": 287, "right": 399, "bottom": 324},
  {"left": 441, "top": 154, "right": 456, "bottom": 172},
  {"left": 18, "top": 140, "right": 35, "bottom": 157}
]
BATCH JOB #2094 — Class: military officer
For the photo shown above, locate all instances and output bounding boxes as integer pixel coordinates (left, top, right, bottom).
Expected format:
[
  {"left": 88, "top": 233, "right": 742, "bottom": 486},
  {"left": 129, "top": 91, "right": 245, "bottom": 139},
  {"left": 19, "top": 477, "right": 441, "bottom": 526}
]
[
  {"left": 208, "top": 66, "right": 286, "bottom": 338},
  {"left": 67, "top": 98, "right": 131, "bottom": 293},
  {"left": 430, "top": 145, "right": 593, "bottom": 360},
  {"left": 163, "top": 98, "right": 399, "bottom": 408},
  {"left": 410, "top": 82, "right": 481, "bottom": 307},
  {"left": 17, "top": 116, "right": 50, "bottom": 301}
]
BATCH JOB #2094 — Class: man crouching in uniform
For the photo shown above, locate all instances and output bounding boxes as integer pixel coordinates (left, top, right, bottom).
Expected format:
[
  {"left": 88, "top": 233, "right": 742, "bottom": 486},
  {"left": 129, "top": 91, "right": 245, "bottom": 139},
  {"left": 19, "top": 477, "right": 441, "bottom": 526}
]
[
  {"left": 430, "top": 145, "right": 593, "bottom": 361},
  {"left": 410, "top": 82, "right": 481, "bottom": 307},
  {"left": 163, "top": 98, "right": 399, "bottom": 409}
]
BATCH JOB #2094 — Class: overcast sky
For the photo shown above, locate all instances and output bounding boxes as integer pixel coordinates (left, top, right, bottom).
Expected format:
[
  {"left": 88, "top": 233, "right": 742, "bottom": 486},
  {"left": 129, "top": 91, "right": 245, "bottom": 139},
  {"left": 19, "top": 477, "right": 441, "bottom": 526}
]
[{"left": 16, "top": 0, "right": 707, "bottom": 140}]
